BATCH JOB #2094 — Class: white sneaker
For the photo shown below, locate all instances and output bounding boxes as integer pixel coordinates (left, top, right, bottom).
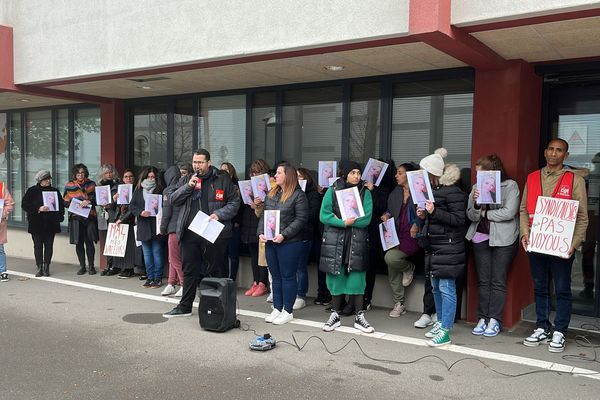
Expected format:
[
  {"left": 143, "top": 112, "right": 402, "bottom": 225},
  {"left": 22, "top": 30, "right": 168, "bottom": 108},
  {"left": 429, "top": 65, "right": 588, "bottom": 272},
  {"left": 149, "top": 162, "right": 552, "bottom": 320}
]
[
  {"left": 266, "top": 293, "right": 273, "bottom": 303},
  {"left": 265, "top": 308, "right": 281, "bottom": 323},
  {"left": 293, "top": 297, "right": 306, "bottom": 310},
  {"left": 548, "top": 331, "right": 566, "bottom": 353},
  {"left": 161, "top": 284, "right": 176, "bottom": 296},
  {"left": 389, "top": 302, "right": 406, "bottom": 318},
  {"left": 273, "top": 310, "right": 293, "bottom": 325},
  {"left": 414, "top": 313, "right": 433, "bottom": 328},
  {"left": 174, "top": 286, "right": 183, "bottom": 297}
]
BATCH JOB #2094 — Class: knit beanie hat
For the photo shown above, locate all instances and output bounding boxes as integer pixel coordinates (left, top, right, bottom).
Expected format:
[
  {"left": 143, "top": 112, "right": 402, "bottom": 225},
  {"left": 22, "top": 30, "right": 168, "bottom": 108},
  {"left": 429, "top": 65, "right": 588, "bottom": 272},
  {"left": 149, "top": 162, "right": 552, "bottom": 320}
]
[
  {"left": 419, "top": 148, "right": 448, "bottom": 177},
  {"left": 338, "top": 160, "right": 362, "bottom": 179}
]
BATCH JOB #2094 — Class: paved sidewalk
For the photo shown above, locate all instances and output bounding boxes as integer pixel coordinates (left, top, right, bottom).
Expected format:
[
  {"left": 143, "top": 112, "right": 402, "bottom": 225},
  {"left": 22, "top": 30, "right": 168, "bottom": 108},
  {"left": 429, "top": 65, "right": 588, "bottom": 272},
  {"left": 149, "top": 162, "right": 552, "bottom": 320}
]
[{"left": 5, "top": 256, "right": 600, "bottom": 380}]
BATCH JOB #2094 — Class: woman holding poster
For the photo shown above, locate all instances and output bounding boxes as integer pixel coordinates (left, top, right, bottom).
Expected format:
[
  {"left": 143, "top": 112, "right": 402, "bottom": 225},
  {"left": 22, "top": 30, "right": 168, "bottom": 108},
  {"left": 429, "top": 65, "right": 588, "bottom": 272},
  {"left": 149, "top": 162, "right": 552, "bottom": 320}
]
[
  {"left": 258, "top": 162, "right": 308, "bottom": 325},
  {"left": 63, "top": 163, "right": 99, "bottom": 275},
  {"left": 320, "top": 161, "right": 374, "bottom": 334},
  {"left": 22, "top": 170, "right": 64, "bottom": 277},
  {"left": 97, "top": 163, "right": 122, "bottom": 276},
  {"left": 466, "top": 154, "right": 519, "bottom": 338},
  {"left": 113, "top": 169, "right": 140, "bottom": 279},
  {"left": 415, "top": 148, "right": 466, "bottom": 347},
  {"left": 0, "top": 179, "right": 14, "bottom": 282},
  {"left": 129, "top": 166, "right": 164, "bottom": 288}
]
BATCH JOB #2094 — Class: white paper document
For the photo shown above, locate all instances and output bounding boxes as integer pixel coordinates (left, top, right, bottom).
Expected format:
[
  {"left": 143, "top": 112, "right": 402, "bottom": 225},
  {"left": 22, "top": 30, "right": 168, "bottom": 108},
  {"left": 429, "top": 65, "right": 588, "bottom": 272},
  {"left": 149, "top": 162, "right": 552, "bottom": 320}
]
[{"left": 188, "top": 210, "right": 224, "bottom": 243}]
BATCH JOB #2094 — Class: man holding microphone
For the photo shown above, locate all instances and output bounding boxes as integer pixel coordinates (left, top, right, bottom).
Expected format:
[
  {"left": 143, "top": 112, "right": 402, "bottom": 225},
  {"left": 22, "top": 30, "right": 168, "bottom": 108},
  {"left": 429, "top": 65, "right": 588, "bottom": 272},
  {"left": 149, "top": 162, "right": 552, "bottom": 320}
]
[{"left": 163, "top": 149, "right": 240, "bottom": 318}]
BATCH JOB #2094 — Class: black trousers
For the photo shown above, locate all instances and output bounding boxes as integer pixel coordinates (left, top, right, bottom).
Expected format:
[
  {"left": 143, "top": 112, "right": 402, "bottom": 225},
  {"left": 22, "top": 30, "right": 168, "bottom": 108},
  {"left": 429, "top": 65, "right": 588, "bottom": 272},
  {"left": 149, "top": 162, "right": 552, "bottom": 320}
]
[
  {"left": 31, "top": 231, "right": 56, "bottom": 265},
  {"left": 178, "top": 232, "right": 228, "bottom": 312}
]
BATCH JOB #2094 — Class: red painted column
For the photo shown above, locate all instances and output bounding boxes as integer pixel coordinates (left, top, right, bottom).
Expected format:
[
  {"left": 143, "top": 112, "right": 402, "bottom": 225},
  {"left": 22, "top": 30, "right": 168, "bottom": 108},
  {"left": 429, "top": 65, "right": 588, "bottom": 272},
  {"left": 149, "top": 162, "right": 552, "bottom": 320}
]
[
  {"left": 468, "top": 60, "right": 543, "bottom": 327},
  {"left": 100, "top": 100, "right": 125, "bottom": 172},
  {"left": 0, "top": 25, "right": 15, "bottom": 90}
]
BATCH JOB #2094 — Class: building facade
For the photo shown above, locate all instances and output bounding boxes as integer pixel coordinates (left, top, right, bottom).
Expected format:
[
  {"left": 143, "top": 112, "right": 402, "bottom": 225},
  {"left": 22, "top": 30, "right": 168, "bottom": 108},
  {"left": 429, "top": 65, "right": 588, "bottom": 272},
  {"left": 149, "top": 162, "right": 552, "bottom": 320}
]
[{"left": 1, "top": 0, "right": 599, "bottom": 327}]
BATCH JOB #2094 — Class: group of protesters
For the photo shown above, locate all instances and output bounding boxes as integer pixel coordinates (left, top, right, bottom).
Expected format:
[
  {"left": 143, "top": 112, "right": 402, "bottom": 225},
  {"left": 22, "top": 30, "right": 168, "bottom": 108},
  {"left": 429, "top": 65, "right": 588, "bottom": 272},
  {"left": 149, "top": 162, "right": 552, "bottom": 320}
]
[{"left": 4, "top": 137, "right": 588, "bottom": 353}]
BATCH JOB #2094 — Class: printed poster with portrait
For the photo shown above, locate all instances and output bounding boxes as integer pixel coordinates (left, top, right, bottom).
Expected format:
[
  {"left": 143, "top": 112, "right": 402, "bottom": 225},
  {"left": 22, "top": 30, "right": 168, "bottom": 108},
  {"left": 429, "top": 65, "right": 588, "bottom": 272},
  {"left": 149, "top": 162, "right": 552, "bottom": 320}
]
[
  {"left": 144, "top": 193, "right": 162, "bottom": 217},
  {"left": 476, "top": 170, "right": 502, "bottom": 205},
  {"left": 238, "top": 180, "right": 254, "bottom": 205},
  {"left": 103, "top": 223, "right": 129, "bottom": 257},
  {"left": 68, "top": 198, "right": 92, "bottom": 218},
  {"left": 335, "top": 186, "right": 365, "bottom": 221},
  {"left": 251, "top": 174, "right": 271, "bottom": 202},
  {"left": 95, "top": 185, "right": 112, "bottom": 206},
  {"left": 318, "top": 161, "right": 337, "bottom": 188},
  {"left": 406, "top": 170, "right": 434, "bottom": 208},
  {"left": 363, "top": 158, "right": 389, "bottom": 187},
  {"left": 379, "top": 217, "right": 400, "bottom": 251},
  {"left": 0, "top": 199, "right": 4, "bottom": 220},
  {"left": 117, "top": 184, "right": 132, "bottom": 205},
  {"left": 42, "top": 192, "right": 59, "bottom": 212},
  {"left": 263, "top": 209, "right": 280, "bottom": 241},
  {"left": 298, "top": 179, "right": 307, "bottom": 192}
]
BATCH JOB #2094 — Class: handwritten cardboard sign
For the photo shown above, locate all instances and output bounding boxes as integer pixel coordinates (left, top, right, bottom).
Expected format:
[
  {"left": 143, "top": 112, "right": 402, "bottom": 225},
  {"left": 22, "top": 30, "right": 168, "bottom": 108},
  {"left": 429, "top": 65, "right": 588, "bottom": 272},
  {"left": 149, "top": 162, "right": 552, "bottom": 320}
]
[
  {"left": 528, "top": 196, "right": 579, "bottom": 258},
  {"left": 103, "top": 223, "right": 129, "bottom": 257}
]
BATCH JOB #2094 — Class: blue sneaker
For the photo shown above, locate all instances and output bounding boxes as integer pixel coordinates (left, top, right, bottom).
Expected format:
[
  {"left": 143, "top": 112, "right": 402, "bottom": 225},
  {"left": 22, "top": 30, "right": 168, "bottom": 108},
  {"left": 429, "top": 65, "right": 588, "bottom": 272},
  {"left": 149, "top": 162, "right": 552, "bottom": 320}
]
[
  {"left": 483, "top": 318, "right": 501, "bottom": 337},
  {"left": 472, "top": 318, "right": 487, "bottom": 335}
]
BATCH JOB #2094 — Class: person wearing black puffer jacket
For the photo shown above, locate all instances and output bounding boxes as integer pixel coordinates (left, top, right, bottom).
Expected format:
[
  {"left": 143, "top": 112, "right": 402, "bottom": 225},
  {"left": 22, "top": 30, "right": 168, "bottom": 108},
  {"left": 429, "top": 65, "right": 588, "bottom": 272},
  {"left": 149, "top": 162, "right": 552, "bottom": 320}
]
[
  {"left": 258, "top": 162, "right": 308, "bottom": 326},
  {"left": 320, "top": 161, "right": 375, "bottom": 334},
  {"left": 415, "top": 148, "right": 467, "bottom": 348}
]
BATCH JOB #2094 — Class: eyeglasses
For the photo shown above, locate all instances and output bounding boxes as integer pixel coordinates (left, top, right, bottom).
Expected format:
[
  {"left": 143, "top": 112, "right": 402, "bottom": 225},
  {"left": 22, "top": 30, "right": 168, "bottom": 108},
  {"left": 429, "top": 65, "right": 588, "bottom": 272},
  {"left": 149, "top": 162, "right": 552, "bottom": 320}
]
[{"left": 123, "top": 174, "right": 134, "bottom": 178}]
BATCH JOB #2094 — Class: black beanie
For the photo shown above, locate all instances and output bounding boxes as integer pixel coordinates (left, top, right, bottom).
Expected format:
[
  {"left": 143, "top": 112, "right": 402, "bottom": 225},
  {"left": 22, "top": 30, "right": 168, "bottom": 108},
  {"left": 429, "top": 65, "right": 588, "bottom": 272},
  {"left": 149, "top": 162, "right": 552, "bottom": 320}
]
[{"left": 339, "top": 160, "right": 362, "bottom": 179}]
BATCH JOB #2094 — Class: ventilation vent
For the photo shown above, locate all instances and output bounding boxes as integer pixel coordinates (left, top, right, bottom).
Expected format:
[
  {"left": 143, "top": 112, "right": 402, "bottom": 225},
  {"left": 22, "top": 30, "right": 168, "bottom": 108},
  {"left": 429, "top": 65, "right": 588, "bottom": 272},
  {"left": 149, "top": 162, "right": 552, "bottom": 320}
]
[{"left": 127, "top": 76, "right": 170, "bottom": 83}]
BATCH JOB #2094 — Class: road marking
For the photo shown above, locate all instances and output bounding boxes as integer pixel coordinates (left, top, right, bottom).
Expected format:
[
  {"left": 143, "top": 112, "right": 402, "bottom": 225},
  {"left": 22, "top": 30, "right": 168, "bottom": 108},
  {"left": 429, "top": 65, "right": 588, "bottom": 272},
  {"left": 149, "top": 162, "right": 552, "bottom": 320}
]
[{"left": 9, "top": 270, "right": 600, "bottom": 380}]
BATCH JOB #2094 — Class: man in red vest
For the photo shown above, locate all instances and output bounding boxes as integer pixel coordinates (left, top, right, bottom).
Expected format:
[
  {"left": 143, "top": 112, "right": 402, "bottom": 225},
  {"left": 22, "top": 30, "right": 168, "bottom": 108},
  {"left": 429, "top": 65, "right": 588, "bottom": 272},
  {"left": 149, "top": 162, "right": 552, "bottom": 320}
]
[{"left": 519, "top": 138, "right": 588, "bottom": 353}]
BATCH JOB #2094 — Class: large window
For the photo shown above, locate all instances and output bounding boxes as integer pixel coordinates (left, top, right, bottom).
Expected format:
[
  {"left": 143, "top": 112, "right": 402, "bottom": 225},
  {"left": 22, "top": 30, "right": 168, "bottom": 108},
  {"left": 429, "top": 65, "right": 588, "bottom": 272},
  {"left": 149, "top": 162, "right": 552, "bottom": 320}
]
[
  {"left": 199, "top": 95, "right": 246, "bottom": 174},
  {"left": 350, "top": 83, "right": 381, "bottom": 164},
  {"left": 174, "top": 99, "right": 194, "bottom": 167},
  {"left": 391, "top": 78, "right": 474, "bottom": 168},
  {"left": 252, "top": 92, "right": 276, "bottom": 168},
  {"left": 133, "top": 103, "right": 168, "bottom": 171},
  {"left": 3, "top": 106, "right": 100, "bottom": 224},
  {"left": 282, "top": 87, "right": 342, "bottom": 169}
]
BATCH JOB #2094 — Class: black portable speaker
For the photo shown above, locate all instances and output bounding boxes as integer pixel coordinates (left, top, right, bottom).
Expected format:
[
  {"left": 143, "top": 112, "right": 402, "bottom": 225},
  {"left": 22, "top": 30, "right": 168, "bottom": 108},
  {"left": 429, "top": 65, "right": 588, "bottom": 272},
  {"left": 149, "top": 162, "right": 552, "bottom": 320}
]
[{"left": 198, "top": 277, "right": 239, "bottom": 332}]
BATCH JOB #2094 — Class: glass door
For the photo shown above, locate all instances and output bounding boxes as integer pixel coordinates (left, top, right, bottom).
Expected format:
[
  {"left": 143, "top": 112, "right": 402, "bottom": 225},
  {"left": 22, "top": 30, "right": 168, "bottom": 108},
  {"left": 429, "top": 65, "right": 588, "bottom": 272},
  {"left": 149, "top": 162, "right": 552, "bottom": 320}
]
[{"left": 547, "top": 82, "right": 600, "bottom": 317}]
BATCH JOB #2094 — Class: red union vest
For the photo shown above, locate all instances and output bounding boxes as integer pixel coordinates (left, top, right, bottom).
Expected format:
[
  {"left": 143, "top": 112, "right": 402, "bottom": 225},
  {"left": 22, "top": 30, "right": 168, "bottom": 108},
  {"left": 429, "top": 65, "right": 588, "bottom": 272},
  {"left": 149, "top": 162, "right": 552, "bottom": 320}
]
[
  {"left": 0, "top": 181, "right": 3, "bottom": 199},
  {"left": 526, "top": 169, "right": 574, "bottom": 226}
]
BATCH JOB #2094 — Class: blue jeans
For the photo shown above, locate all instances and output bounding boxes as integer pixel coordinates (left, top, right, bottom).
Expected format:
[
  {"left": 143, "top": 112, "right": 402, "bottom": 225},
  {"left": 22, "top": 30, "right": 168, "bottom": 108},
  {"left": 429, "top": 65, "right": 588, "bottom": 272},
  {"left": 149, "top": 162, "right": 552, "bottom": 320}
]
[
  {"left": 266, "top": 241, "right": 303, "bottom": 313},
  {"left": 528, "top": 252, "right": 574, "bottom": 334},
  {"left": 431, "top": 277, "right": 457, "bottom": 330},
  {"left": 0, "top": 244, "right": 5, "bottom": 273},
  {"left": 296, "top": 240, "right": 312, "bottom": 298},
  {"left": 142, "top": 239, "right": 163, "bottom": 280}
]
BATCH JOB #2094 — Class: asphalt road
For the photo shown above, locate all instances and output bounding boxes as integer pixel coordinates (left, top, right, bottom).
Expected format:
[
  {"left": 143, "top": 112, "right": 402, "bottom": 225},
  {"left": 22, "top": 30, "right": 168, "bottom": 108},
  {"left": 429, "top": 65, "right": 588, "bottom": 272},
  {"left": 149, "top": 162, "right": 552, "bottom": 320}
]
[{"left": 2, "top": 273, "right": 600, "bottom": 400}]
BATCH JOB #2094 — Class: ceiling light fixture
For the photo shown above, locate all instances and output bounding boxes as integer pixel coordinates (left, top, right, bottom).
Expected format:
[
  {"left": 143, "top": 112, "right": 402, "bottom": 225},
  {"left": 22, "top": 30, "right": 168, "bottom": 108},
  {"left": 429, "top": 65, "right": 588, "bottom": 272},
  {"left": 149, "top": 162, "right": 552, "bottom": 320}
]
[
  {"left": 139, "top": 85, "right": 153, "bottom": 90},
  {"left": 19, "top": 98, "right": 30, "bottom": 102},
  {"left": 324, "top": 65, "right": 345, "bottom": 71}
]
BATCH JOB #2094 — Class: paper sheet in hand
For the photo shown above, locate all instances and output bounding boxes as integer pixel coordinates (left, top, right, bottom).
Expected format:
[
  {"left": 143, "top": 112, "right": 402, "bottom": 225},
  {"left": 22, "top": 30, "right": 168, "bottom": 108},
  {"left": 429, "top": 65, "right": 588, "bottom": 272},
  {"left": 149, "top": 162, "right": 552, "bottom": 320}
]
[{"left": 188, "top": 210, "right": 224, "bottom": 243}]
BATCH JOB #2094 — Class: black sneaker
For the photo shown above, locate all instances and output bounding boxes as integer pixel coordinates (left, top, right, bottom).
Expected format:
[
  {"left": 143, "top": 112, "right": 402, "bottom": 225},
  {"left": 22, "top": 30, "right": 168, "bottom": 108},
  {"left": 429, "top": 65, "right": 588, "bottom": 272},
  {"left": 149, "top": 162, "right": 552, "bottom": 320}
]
[
  {"left": 88, "top": 267, "right": 97, "bottom": 275},
  {"left": 354, "top": 311, "right": 375, "bottom": 333},
  {"left": 139, "top": 274, "right": 148, "bottom": 281},
  {"left": 77, "top": 266, "right": 87, "bottom": 275},
  {"left": 118, "top": 269, "right": 134, "bottom": 279},
  {"left": 100, "top": 269, "right": 109, "bottom": 276},
  {"left": 162, "top": 306, "right": 192, "bottom": 318},
  {"left": 142, "top": 279, "right": 153, "bottom": 288},
  {"left": 523, "top": 328, "right": 552, "bottom": 347},
  {"left": 106, "top": 268, "right": 121, "bottom": 276},
  {"left": 0, "top": 273, "right": 9, "bottom": 282},
  {"left": 323, "top": 311, "right": 341, "bottom": 332},
  {"left": 152, "top": 279, "right": 163, "bottom": 288}
]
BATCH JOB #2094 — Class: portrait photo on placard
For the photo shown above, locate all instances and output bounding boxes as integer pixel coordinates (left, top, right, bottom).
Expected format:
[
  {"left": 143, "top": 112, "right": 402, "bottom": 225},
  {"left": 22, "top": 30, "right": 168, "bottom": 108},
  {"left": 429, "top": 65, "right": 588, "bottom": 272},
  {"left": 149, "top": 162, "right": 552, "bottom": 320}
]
[
  {"left": 42, "top": 191, "right": 59, "bottom": 211},
  {"left": 95, "top": 185, "right": 112, "bottom": 206},
  {"left": 335, "top": 186, "right": 365, "bottom": 221},
  {"left": 251, "top": 174, "right": 270, "bottom": 202},
  {"left": 318, "top": 161, "right": 337, "bottom": 188},
  {"left": 476, "top": 170, "right": 502, "bottom": 205},
  {"left": 263, "top": 209, "right": 280, "bottom": 241},
  {"left": 362, "top": 158, "right": 389, "bottom": 186},
  {"left": 117, "top": 184, "right": 132, "bottom": 205},
  {"left": 238, "top": 180, "right": 254, "bottom": 205},
  {"left": 144, "top": 193, "right": 162, "bottom": 216},
  {"left": 379, "top": 217, "right": 400, "bottom": 251},
  {"left": 68, "top": 198, "right": 92, "bottom": 218},
  {"left": 406, "top": 170, "right": 434, "bottom": 208}
]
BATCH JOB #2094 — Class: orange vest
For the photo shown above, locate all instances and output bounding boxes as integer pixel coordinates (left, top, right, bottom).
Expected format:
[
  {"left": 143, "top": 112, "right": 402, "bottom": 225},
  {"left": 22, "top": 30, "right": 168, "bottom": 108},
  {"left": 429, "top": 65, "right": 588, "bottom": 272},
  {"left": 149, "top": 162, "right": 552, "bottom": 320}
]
[
  {"left": 526, "top": 170, "right": 574, "bottom": 226},
  {"left": 0, "top": 181, "right": 3, "bottom": 199}
]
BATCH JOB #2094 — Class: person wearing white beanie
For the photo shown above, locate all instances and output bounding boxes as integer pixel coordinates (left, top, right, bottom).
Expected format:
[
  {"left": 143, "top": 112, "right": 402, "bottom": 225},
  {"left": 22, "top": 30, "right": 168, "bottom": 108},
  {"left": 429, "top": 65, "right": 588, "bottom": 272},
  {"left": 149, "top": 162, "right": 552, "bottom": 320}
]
[{"left": 414, "top": 148, "right": 467, "bottom": 347}]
